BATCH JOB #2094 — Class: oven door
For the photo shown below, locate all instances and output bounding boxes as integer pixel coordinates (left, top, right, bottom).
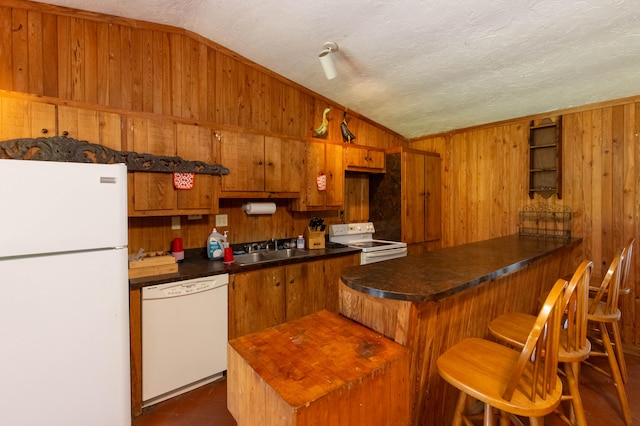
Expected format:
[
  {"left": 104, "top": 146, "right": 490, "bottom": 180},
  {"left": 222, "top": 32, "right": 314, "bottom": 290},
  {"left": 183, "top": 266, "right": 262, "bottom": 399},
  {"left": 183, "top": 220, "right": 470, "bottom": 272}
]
[{"left": 360, "top": 246, "right": 408, "bottom": 264}]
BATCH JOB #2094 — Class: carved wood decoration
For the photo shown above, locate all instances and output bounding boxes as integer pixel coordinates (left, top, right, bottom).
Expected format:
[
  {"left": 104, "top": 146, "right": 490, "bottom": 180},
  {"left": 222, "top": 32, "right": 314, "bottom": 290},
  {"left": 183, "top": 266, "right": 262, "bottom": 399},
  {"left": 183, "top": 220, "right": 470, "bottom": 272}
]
[{"left": 0, "top": 137, "right": 230, "bottom": 175}]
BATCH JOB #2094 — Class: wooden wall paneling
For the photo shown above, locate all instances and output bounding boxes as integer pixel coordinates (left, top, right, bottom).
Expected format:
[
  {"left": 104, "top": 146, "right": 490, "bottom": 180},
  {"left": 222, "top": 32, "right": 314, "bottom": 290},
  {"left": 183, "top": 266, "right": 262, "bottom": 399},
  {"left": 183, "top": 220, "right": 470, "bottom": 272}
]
[
  {"left": 282, "top": 83, "right": 297, "bottom": 136},
  {"left": 27, "top": 10, "right": 43, "bottom": 95},
  {"left": 169, "top": 33, "right": 182, "bottom": 116},
  {"left": 181, "top": 35, "right": 195, "bottom": 119},
  {"left": 95, "top": 22, "right": 110, "bottom": 105},
  {"left": 197, "top": 42, "right": 209, "bottom": 121},
  {"left": 82, "top": 19, "right": 98, "bottom": 104},
  {"left": 11, "top": 8, "right": 28, "bottom": 93},
  {"left": 633, "top": 103, "right": 640, "bottom": 345},
  {"left": 600, "top": 108, "right": 615, "bottom": 269},
  {"left": 214, "top": 50, "right": 232, "bottom": 125},
  {"left": 107, "top": 22, "right": 122, "bottom": 108},
  {"left": 0, "top": 7, "right": 13, "bottom": 89},
  {"left": 622, "top": 104, "right": 638, "bottom": 345},
  {"left": 269, "top": 76, "right": 284, "bottom": 134},
  {"left": 69, "top": 17, "right": 85, "bottom": 101},
  {"left": 119, "top": 26, "right": 132, "bottom": 110},
  {"left": 41, "top": 15, "right": 57, "bottom": 95},
  {"left": 140, "top": 28, "right": 153, "bottom": 112}
]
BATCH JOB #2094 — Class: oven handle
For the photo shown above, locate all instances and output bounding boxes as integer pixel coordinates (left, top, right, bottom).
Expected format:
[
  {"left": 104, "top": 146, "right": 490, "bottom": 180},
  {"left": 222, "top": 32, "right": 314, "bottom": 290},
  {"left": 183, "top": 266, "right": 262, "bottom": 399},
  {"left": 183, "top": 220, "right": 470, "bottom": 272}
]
[{"left": 364, "top": 247, "right": 407, "bottom": 258}]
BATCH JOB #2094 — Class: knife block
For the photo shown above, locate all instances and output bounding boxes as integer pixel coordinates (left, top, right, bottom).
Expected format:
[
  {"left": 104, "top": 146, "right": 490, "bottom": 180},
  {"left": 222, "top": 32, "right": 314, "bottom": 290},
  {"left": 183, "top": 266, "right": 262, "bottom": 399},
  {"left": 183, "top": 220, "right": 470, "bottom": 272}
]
[{"left": 304, "top": 227, "right": 325, "bottom": 250}]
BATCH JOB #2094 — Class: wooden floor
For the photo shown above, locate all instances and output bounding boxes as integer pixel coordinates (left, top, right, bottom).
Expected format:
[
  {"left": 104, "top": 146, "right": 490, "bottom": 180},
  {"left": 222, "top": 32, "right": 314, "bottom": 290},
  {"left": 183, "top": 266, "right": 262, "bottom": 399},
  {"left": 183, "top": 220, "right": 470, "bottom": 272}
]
[{"left": 132, "top": 353, "right": 639, "bottom": 425}]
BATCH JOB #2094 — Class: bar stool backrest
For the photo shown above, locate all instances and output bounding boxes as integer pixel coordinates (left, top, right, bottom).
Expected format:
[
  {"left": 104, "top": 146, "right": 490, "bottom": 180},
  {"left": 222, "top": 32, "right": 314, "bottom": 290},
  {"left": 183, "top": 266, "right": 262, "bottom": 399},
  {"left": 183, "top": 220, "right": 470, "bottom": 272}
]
[
  {"left": 503, "top": 278, "right": 567, "bottom": 402},
  {"left": 589, "top": 251, "right": 623, "bottom": 317},
  {"left": 563, "top": 260, "right": 593, "bottom": 354}
]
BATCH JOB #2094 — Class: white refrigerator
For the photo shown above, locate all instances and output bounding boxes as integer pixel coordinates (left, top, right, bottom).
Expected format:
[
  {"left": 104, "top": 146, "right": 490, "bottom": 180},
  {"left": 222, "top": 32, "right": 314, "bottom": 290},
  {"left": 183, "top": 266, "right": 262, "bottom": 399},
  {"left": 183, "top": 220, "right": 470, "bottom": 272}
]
[{"left": 0, "top": 159, "right": 131, "bottom": 425}]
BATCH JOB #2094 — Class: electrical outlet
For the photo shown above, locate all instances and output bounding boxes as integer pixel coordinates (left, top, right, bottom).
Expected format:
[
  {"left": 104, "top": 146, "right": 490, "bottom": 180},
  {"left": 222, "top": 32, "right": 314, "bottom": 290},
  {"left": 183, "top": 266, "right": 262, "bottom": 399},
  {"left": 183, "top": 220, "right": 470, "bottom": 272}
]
[
  {"left": 171, "top": 216, "right": 181, "bottom": 230},
  {"left": 215, "top": 214, "right": 228, "bottom": 227},
  {"left": 339, "top": 210, "right": 345, "bottom": 222}
]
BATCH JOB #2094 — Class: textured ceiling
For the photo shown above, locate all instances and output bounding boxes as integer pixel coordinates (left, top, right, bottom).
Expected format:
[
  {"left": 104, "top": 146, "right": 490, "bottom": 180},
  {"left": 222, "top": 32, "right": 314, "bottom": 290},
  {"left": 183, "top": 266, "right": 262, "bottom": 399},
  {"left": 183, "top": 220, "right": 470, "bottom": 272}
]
[{"left": 42, "top": 0, "right": 640, "bottom": 138}]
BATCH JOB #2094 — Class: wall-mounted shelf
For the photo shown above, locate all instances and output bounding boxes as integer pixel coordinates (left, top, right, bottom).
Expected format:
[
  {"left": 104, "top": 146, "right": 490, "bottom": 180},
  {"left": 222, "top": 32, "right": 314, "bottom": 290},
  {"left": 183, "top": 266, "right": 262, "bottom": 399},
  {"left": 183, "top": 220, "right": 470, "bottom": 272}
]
[{"left": 528, "top": 117, "right": 562, "bottom": 199}]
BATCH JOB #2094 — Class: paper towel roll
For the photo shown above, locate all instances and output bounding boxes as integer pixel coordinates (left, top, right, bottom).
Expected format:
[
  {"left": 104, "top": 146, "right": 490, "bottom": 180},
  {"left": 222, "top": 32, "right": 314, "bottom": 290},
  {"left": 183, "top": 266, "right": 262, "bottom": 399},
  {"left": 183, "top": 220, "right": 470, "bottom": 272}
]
[{"left": 242, "top": 202, "right": 276, "bottom": 215}]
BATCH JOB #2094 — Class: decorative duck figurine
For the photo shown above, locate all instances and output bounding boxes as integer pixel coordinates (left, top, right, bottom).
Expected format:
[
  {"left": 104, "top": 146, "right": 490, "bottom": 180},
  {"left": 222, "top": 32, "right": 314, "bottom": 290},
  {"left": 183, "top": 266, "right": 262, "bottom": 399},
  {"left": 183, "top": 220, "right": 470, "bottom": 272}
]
[
  {"left": 313, "top": 107, "right": 331, "bottom": 137},
  {"left": 340, "top": 110, "right": 356, "bottom": 143}
]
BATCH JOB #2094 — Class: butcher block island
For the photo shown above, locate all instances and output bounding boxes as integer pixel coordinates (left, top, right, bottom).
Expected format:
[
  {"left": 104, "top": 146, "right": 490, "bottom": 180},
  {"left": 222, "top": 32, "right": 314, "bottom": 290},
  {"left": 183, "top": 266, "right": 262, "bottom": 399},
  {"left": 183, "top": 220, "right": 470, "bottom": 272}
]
[{"left": 338, "top": 235, "right": 582, "bottom": 426}]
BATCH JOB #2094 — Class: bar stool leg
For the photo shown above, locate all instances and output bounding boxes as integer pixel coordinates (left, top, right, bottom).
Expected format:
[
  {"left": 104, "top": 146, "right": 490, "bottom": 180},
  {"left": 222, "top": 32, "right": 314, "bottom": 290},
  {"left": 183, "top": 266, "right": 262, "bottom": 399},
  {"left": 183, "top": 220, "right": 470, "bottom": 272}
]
[
  {"left": 611, "top": 321, "right": 628, "bottom": 382},
  {"left": 451, "top": 391, "right": 467, "bottom": 426},
  {"left": 600, "top": 322, "right": 632, "bottom": 426},
  {"left": 564, "top": 361, "right": 586, "bottom": 426}
]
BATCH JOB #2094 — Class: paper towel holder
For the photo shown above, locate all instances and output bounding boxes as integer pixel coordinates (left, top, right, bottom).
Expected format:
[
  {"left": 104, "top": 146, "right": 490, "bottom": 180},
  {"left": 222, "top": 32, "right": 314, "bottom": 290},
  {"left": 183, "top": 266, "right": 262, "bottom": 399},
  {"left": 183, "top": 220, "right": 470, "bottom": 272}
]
[{"left": 242, "top": 202, "right": 277, "bottom": 215}]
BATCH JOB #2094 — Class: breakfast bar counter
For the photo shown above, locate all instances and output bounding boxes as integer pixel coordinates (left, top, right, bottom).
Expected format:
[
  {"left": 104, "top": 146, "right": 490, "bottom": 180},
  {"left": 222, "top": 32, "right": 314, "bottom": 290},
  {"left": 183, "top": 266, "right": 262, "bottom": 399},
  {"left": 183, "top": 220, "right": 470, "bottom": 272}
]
[{"left": 338, "top": 235, "right": 581, "bottom": 425}]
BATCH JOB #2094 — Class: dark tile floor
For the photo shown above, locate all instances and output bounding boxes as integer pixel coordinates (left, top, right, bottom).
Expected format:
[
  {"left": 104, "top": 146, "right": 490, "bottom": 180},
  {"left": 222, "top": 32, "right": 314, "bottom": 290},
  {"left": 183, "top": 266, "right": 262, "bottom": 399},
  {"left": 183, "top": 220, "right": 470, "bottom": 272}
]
[{"left": 133, "top": 353, "right": 639, "bottom": 425}]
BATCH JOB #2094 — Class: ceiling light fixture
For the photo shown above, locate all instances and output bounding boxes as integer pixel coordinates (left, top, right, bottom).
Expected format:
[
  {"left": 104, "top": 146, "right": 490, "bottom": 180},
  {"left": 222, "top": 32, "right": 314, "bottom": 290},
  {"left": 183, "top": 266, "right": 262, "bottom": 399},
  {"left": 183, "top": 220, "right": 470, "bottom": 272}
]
[{"left": 318, "top": 42, "right": 338, "bottom": 80}]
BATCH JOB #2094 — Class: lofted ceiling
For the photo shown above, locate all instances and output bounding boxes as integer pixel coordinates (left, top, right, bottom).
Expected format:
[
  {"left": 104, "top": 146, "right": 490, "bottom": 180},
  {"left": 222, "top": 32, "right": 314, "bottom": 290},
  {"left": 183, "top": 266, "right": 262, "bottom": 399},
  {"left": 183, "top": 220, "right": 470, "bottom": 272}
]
[{"left": 41, "top": 0, "right": 640, "bottom": 139}]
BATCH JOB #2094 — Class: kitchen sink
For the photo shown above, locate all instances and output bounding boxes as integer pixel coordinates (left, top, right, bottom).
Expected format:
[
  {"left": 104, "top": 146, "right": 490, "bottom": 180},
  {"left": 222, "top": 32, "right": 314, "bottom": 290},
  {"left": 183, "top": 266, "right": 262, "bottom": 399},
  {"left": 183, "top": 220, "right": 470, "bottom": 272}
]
[{"left": 233, "top": 249, "right": 310, "bottom": 266}]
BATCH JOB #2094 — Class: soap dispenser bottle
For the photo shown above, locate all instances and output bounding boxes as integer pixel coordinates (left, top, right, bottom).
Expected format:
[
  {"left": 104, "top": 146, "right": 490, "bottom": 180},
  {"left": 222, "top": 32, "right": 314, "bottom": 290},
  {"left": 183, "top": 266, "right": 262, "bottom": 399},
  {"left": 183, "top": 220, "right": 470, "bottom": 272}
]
[{"left": 207, "top": 228, "right": 225, "bottom": 260}]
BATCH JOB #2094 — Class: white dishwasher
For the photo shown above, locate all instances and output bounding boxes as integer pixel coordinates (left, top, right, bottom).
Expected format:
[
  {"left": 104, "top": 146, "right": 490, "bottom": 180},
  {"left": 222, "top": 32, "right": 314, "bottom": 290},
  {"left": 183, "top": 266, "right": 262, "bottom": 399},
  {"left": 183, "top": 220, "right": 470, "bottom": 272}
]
[{"left": 142, "top": 274, "right": 228, "bottom": 407}]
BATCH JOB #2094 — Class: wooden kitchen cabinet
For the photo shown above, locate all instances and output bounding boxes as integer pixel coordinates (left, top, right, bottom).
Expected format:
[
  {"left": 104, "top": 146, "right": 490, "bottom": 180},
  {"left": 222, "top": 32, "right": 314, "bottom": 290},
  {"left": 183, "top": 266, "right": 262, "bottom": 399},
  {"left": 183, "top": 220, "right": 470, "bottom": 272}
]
[
  {"left": 228, "top": 255, "right": 357, "bottom": 339},
  {"left": 127, "top": 118, "right": 219, "bottom": 216},
  {"left": 291, "top": 140, "right": 344, "bottom": 211},
  {"left": 0, "top": 96, "right": 56, "bottom": 139},
  {"left": 369, "top": 147, "right": 441, "bottom": 245},
  {"left": 284, "top": 260, "right": 326, "bottom": 322},
  {"left": 0, "top": 97, "right": 123, "bottom": 147},
  {"left": 344, "top": 145, "right": 385, "bottom": 172},
  {"left": 228, "top": 267, "right": 286, "bottom": 339},
  {"left": 57, "top": 106, "right": 123, "bottom": 150},
  {"left": 219, "top": 131, "right": 303, "bottom": 197},
  {"left": 323, "top": 253, "right": 360, "bottom": 312}
]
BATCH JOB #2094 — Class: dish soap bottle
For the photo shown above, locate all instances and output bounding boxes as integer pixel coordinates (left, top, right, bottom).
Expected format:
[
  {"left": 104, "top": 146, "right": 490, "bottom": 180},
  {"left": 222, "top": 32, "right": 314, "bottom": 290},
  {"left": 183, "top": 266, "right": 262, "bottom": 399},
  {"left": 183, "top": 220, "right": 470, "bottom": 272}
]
[{"left": 207, "top": 228, "right": 225, "bottom": 260}]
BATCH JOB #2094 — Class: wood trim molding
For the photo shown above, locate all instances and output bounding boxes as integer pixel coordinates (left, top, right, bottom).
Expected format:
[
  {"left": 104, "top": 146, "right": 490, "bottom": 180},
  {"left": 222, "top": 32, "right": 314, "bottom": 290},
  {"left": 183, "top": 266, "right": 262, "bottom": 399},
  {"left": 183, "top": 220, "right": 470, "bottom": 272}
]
[{"left": 0, "top": 136, "right": 230, "bottom": 175}]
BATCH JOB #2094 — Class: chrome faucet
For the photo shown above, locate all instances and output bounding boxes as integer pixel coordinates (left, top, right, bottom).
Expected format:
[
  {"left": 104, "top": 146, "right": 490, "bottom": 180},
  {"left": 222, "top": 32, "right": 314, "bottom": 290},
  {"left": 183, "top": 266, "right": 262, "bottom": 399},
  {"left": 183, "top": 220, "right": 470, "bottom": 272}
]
[{"left": 264, "top": 238, "right": 278, "bottom": 251}]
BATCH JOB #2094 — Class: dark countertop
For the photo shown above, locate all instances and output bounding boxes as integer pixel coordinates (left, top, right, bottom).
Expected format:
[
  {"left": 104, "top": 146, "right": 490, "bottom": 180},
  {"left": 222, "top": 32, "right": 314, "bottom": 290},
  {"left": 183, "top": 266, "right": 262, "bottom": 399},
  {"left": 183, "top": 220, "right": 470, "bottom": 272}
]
[
  {"left": 129, "top": 245, "right": 361, "bottom": 291},
  {"left": 340, "top": 235, "right": 582, "bottom": 302}
]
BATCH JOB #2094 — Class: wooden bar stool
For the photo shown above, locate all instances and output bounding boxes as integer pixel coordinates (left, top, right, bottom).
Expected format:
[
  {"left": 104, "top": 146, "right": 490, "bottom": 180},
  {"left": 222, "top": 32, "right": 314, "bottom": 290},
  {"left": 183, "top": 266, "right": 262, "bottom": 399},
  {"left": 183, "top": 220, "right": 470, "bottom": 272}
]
[
  {"left": 488, "top": 260, "right": 593, "bottom": 426},
  {"left": 586, "top": 252, "right": 632, "bottom": 426},
  {"left": 589, "top": 238, "right": 634, "bottom": 383},
  {"left": 437, "top": 278, "right": 568, "bottom": 426}
]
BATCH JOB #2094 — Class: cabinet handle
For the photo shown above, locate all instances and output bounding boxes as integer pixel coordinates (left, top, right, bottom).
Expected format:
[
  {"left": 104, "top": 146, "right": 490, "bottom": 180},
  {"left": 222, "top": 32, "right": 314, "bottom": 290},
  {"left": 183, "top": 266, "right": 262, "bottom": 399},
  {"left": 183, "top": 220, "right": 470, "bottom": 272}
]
[
  {"left": 275, "top": 281, "right": 281, "bottom": 287},
  {"left": 258, "top": 161, "right": 263, "bottom": 166},
  {"left": 289, "top": 278, "right": 295, "bottom": 285},
  {"left": 41, "top": 128, "right": 48, "bottom": 134},
  {"left": 61, "top": 131, "right": 69, "bottom": 137}
]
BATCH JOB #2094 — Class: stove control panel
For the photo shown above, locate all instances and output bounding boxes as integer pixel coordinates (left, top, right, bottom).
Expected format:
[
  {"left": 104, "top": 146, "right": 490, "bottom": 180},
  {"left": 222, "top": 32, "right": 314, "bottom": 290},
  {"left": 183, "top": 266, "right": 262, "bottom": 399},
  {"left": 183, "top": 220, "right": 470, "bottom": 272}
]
[{"left": 329, "top": 222, "right": 375, "bottom": 237}]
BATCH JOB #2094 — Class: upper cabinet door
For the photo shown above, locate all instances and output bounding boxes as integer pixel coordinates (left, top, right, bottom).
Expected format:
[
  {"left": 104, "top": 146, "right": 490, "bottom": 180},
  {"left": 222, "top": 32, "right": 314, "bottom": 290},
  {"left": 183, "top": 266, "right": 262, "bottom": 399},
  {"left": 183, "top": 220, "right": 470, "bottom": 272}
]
[
  {"left": 304, "top": 141, "right": 327, "bottom": 208},
  {"left": 344, "top": 146, "right": 385, "bottom": 172},
  {"left": 57, "top": 106, "right": 122, "bottom": 150},
  {"left": 176, "top": 124, "right": 215, "bottom": 210},
  {"left": 324, "top": 142, "right": 344, "bottom": 208},
  {"left": 0, "top": 97, "right": 56, "bottom": 139},
  {"left": 127, "top": 117, "right": 176, "bottom": 212},
  {"left": 264, "top": 136, "right": 304, "bottom": 193},
  {"left": 402, "top": 151, "right": 426, "bottom": 244},
  {"left": 220, "top": 131, "right": 265, "bottom": 192}
]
